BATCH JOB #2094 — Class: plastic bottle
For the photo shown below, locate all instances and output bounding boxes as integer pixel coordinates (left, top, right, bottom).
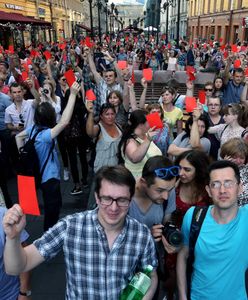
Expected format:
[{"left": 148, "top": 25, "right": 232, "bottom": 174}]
[{"left": 119, "top": 265, "right": 153, "bottom": 300}]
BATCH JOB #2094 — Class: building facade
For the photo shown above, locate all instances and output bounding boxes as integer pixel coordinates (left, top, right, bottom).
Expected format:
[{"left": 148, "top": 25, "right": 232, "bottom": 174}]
[{"left": 188, "top": 0, "right": 248, "bottom": 44}]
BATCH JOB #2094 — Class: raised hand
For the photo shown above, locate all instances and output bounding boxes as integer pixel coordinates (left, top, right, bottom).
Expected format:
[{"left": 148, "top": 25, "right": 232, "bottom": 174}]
[{"left": 3, "top": 204, "right": 26, "bottom": 240}]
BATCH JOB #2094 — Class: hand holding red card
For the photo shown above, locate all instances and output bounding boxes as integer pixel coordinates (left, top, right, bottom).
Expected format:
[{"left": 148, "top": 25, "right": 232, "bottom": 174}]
[
  {"left": 8, "top": 45, "right": 14, "bottom": 54},
  {"left": 43, "top": 50, "right": 51, "bottom": 60},
  {"left": 85, "top": 89, "right": 96, "bottom": 101},
  {"left": 185, "top": 96, "right": 197, "bottom": 113},
  {"left": 233, "top": 59, "right": 241, "bottom": 68},
  {"left": 146, "top": 112, "right": 163, "bottom": 129},
  {"left": 18, "top": 175, "right": 40, "bottom": 216},
  {"left": 22, "top": 71, "right": 29, "bottom": 81},
  {"left": 64, "top": 69, "right": 76, "bottom": 87},
  {"left": 231, "top": 45, "right": 238, "bottom": 53},
  {"left": 143, "top": 68, "right": 153, "bottom": 81}
]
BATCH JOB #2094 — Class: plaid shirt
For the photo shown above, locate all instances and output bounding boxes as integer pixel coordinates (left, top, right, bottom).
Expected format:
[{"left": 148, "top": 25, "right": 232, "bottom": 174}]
[{"left": 33, "top": 209, "right": 158, "bottom": 300}]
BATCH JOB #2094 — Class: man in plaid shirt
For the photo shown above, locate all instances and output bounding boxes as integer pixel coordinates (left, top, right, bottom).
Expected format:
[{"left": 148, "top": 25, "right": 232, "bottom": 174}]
[{"left": 3, "top": 165, "right": 158, "bottom": 299}]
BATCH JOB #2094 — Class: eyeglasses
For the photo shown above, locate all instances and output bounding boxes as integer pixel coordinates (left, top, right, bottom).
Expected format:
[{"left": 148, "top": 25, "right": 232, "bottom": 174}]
[
  {"left": 209, "top": 180, "right": 238, "bottom": 189},
  {"left": 98, "top": 195, "right": 130, "bottom": 207},
  {"left": 19, "top": 114, "right": 24, "bottom": 123},
  {"left": 154, "top": 166, "right": 180, "bottom": 179},
  {"left": 205, "top": 88, "right": 213, "bottom": 92},
  {"left": 208, "top": 104, "right": 220, "bottom": 107}
]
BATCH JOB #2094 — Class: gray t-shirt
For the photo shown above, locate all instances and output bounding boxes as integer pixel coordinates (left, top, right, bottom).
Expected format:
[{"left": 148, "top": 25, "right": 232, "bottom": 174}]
[
  {"left": 128, "top": 188, "right": 176, "bottom": 229},
  {"left": 172, "top": 131, "right": 211, "bottom": 154}
]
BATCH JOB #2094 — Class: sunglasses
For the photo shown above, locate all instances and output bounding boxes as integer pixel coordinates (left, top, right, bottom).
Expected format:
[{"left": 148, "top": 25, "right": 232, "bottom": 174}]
[
  {"left": 154, "top": 166, "right": 180, "bottom": 179},
  {"left": 19, "top": 113, "right": 24, "bottom": 123},
  {"left": 61, "top": 78, "right": 66, "bottom": 81},
  {"left": 204, "top": 88, "right": 213, "bottom": 92}
]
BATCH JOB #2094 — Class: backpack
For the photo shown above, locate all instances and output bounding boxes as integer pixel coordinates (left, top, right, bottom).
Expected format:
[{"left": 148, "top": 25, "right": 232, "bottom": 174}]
[
  {"left": 17, "top": 126, "right": 55, "bottom": 187},
  {"left": 186, "top": 206, "right": 208, "bottom": 298}
]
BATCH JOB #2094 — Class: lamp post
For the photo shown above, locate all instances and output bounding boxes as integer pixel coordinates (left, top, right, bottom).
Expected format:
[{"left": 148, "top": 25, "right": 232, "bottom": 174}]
[
  {"left": 111, "top": 2, "right": 115, "bottom": 36},
  {"left": 162, "top": 0, "right": 176, "bottom": 44},
  {"left": 104, "top": 0, "right": 108, "bottom": 34}
]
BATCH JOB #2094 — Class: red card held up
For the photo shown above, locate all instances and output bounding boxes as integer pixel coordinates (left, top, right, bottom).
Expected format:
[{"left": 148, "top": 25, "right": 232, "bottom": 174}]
[
  {"left": 231, "top": 45, "right": 238, "bottom": 53},
  {"left": 131, "top": 69, "right": 135, "bottom": 84},
  {"left": 59, "top": 43, "right": 66, "bottom": 50},
  {"left": 185, "top": 96, "right": 197, "bottom": 113},
  {"left": 146, "top": 112, "right": 163, "bottom": 129},
  {"left": 22, "top": 71, "right": 29, "bottom": 81},
  {"left": 85, "top": 37, "right": 93, "bottom": 48},
  {"left": 117, "top": 61, "right": 127, "bottom": 70},
  {"left": 186, "top": 66, "right": 195, "bottom": 74},
  {"left": 233, "top": 59, "right": 241, "bottom": 68},
  {"left": 8, "top": 45, "right": 14, "bottom": 54},
  {"left": 143, "top": 68, "right": 153, "bottom": 81},
  {"left": 18, "top": 175, "right": 40, "bottom": 216},
  {"left": 245, "top": 68, "right": 248, "bottom": 76},
  {"left": 64, "top": 69, "right": 76, "bottom": 87},
  {"left": 43, "top": 50, "right": 51, "bottom": 60},
  {"left": 85, "top": 89, "right": 96, "bottom": 101},
  {"left": 30, "top": 49, "right": 38, "bottom": 57},
  {"left": 188, "top": 72, "right": 196, "bottom": 81},
  {"left": 198, "top": 90, "right": 206, "bottom": 104}
]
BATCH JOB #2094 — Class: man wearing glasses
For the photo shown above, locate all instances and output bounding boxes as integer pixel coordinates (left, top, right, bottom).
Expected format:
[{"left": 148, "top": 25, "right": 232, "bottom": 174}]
[
  {"left": 177, "top": 160, "right": 248, "bottom": 300},
  {"left": 3, "top": 165, "right": 158, "bottom": 300}
]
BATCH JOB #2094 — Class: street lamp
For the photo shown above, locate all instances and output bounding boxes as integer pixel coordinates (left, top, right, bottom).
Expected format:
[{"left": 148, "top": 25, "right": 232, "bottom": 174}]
[{"left": 162, "top": 0, "right": 176, "bottom": 44}]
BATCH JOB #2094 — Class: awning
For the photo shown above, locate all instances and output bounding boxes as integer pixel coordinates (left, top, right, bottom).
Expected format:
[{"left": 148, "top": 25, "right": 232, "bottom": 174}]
[
  {"left": 76, "top": 23, "right": 91, "bottom": 32},
  {"left": 0, "top": 10, "right": 51, "bottom": 27}
]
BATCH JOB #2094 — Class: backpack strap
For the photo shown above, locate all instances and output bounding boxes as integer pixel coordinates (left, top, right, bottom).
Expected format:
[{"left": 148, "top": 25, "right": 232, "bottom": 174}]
[
  {"left": 187, "top": 206, "right": 208, "bottom": 297},
  {"left": 220, "top": 124, "right": 228, "bottom": 140}
]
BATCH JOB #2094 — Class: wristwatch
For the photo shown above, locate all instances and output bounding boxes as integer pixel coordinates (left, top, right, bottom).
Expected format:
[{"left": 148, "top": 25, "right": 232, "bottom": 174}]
[{"left": 19, "top": 290, "right": 32, "bottom": 297}]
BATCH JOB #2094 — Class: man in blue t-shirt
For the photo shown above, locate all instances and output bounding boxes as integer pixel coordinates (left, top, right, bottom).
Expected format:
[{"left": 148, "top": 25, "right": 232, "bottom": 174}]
[{"left": 177, "top": 160, "right": 248, "bottom": 300}]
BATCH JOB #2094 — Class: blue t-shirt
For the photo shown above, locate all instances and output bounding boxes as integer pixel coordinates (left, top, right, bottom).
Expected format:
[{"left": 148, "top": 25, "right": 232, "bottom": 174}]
[
  {"left": 0, "top": 208, "right": 29, "bottom": 300},
  {"left": 223, "top": 80, "right": 244, "bottom": 105},
  {"left": 27, "top": 127, "right": 60, "bottom": 184},
  {"left": 182, "top": 205, "right": 248, "bottom": 300},
  {"left": 0, "top": 92, "right": 11, "bottom": 130}
]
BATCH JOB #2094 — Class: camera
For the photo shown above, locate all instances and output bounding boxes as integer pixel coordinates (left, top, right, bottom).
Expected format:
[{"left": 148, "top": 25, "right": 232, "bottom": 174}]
[
  {"left": 162, "top": 222, "right": 183, "bottom": 247},
  {"left": 42, "top": 88, "right": 49, "bottom": 95}
]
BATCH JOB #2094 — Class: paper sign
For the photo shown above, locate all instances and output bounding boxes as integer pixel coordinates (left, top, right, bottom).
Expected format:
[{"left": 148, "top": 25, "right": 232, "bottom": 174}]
[
  {"left": 231, "top": 45, "right": 238, "bottom": 53},
  {"left": 245, "top": 68, "right": 248, "bottom": 76},
  {"left": 85, "top": 37, "right": 93, "bottom": 48},
  {"left": 198, "top": 90, "right": 206, "bottom": 104},
  {"left": 43, "top": 50, "right": 51, "bottom": 60},
  {"left": 188, "top": 72, "right": 196, "bottom": 81},
  {"left": 186, "top": 66, "right": 195, "bottom": 73},
  {"left": 185, "top": 96, "right": 197, "bottom": 113},
  {"left": 22, "top": 71, "right": 29, "bottom": 81},
  {"left": 64, "top": 69, "right": 76, "bottom": 87},
  {"left": 8, "top": 45, "right": 14, "bottom": 54},
  {"left": 233, "top": 59, "right": 241, "bottom": 68},
  {"left": 59, "top": 43, "right": 66, "bottom": 50},
  {"left": 117, "top": 61, "right": 127, "bottom": 70},
  {"left": 220, "top": 45, "right": 226, "bottom": 51},
  {"left": 143, "top": 68, "right": 153, "bottom": 81},
  {"left": 85, "top": 89, "right": 96, "bottom": 101},
  {"left": 146, "top": 112, "right": 163, "bottom": 129},
  {"left": 18, "top": 175, "right": 40, "bottom": 216},
  {"left": 223, "top": 51, "right": 228, "bottom": 59},
  {"left": 22, "top": 63, "right": 29, "bottom": 72},
  {"left": 131, "top": 69, "right": 135, "bottom": 84}
]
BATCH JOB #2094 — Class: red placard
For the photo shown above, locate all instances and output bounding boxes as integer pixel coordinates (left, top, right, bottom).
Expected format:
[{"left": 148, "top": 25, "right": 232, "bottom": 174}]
[
  {"left": 245, "top": 68, "right": 248, "bottom": 76},
  {"left": 146, "top": 112, "right": 163, "bottom": 129},
  {"left": 231, "top": 45, "right": 238, "bottom": 53},
  {"left": 188, "top": 72, "right": 196, "bottom": 81},
  {"left": 117, "top": 61, "right": 127, "bottom": 70},
  {"left": 131, "top": 69, "right": 135, "bottom": 84},
  {"left": 85, "top": 37, "right": 93, "bottom": 48},
  {"left": 233, "top": 59, "right": 241, "bottom": 68},
  {"left": 43, "top": 50, "right": 51, "bottom": 60},
  {"left": 59, "top": 43, "right": 66, "bottom": 50},
  {"left": 198, "top": 90, "right": 206, "bottom": 104},
  {"left": 85, "top": 89, "right": 96, "bottom": 101},
  {"left": 18, "top": 175, "right": 40, "bottom": 216},
  {"left": 30, "top": 49, "right": 38, "bottom": 57},
  {"left": 143, "top": 68, "right": 153, "bottom": 81},
  {"left": 22, "top": 71, "right": 29, "bottom": 81},
  {"left": 185, "top": 96, "right": 197, "bottom": 113},
  {"left": 8, "top": 45, "right": 14, "bottom": 54},
  {"left": 64, "top": 69, "right": 76, "bottom": 87},
  {"left": 186, "top": 66, "right": 195, "bottom": 73}
]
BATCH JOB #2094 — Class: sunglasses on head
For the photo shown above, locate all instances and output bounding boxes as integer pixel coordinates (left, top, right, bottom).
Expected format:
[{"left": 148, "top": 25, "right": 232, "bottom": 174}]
[{"left": 154, "top": 166, "right": 180, "bottom": 179}]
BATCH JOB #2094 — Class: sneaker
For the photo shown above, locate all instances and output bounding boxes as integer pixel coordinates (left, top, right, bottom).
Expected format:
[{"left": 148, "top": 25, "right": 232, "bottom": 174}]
[
  {"left": 63, "top": 169, "right": 70, "bottom": 181},
  {"left": 70, "top": 186, "right": 83, "bottom": 195}
]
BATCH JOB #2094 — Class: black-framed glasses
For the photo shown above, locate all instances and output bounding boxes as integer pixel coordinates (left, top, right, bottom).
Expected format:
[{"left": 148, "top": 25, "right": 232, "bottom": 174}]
[
  {"left": 154, "top": 166, "right": 180, "bottom": 179},
  {"left": 19, "top": 113, "right": 24, "bottom": 123},
  {"left": 98, "top": 195, "right": 130, "bottom": 207},
  {"left": 209, "top": 180, "right": 238, "bottom": 190}
]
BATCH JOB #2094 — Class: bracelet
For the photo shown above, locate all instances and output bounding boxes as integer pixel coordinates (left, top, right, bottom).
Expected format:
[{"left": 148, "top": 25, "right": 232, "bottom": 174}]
[{"left": 19, "top": 290, "right": 32, "bottom": 297}]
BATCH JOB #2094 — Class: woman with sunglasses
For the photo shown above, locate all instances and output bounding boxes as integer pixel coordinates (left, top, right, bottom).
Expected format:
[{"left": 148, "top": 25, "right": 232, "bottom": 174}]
[{"left": 118, "top": 109, "right": 162, "bottom": 180}]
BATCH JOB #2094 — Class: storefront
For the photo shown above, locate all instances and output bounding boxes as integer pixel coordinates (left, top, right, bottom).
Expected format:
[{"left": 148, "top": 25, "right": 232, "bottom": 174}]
[{"left": 0, "top": 10, "right": 52, "bottom": 48}]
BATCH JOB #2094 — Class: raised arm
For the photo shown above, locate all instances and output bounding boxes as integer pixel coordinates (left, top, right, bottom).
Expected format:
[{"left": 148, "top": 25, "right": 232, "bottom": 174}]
[
  {"left": 139, "top": 77, "right": 148, "bottom": 109},
  {"left": 3, "top": 204, "right": 45, "bottom": 275},
  {"left": 185, "top": 80, "right": 194, "bottom": 97},
  {"left": 51, "top": 82, "right": 80, "bottom": 139},
  {"left": 87, "top": 50, "right": 102, "bottom": 85},
  {"left": 223, "top": 54, "right": 233, "bottom": 85},
  {"left": 241, "top": 76, "right": 248, "bottom": 104},
  {"left": 86, "top": 100, "right": 101, "bottom": 138},
  {"left": 189, "top": 109, "right": 202, "bottom": 149}
]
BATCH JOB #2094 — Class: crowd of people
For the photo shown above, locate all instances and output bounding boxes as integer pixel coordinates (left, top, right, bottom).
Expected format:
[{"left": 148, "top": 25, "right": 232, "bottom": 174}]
[{"left": 0, "top": 33, "right": 248, "bottom": 299}]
